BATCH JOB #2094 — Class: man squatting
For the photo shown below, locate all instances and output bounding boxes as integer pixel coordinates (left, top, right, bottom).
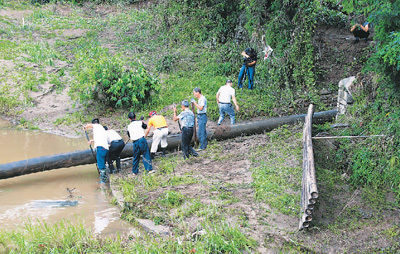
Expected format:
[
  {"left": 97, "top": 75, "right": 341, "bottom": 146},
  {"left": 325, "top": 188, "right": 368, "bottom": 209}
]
[{"left": 144, "top": 111, "right": 169, "bottom": 158}]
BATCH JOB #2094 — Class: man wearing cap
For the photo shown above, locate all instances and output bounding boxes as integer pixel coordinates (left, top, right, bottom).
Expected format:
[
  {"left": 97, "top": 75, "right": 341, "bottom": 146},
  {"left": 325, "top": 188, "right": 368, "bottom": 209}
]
[
  {"left": 191, "top": 87, "right": 207, "bottom": 150},
  {"left": 173, "top": 100, "right": 198, "bottom": 159},
  {"left": 127, "top": 112, "right": 153, "bottom": 175},
  {"left": 145, "top": 111, "right": 169, "bottom": 159},
  {"left": 84, "top": 118, "right": 109, "bottom": 183},
  {"left": 216, "top": 80, "right": 240, "bottom": 125},
  {"left": 104, "top": 126, "right": 124, "bottom": 174}
]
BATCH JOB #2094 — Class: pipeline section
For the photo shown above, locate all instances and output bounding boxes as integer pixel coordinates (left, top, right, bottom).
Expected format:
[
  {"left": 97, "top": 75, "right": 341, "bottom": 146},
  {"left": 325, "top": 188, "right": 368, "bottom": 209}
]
[{"left": 0, "top": 109, "right": 337, "bottom": 180}]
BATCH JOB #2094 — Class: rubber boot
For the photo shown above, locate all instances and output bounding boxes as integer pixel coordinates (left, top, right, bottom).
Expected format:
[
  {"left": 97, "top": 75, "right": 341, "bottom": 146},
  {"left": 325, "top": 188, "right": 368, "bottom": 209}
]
[
  {"left": 150, "top": 152, "right": 155, "bottom": 159},
  {"left": 161, "top": 148, "right": 166, "bottom": 157}
]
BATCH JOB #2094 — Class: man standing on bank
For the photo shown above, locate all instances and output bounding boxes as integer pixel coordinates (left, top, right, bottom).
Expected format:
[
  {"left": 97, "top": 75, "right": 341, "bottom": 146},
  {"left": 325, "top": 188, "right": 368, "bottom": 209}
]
[
  {"left": 103, "top": 126, "right": 124, "bottom": 174},
  {"left": 216, "top": 80, "right": 240, "bottom": 125},
  {"left": 127, "top": 112, "right": 153, "bottom": 175},
  {"left": 144, "top": 111, "right": 169, "bottom": 158},
  {"left": 191, "top": 87, "right": 207, "bottom": 150},
  {"left": 84, "top": 118, "right": 109, "bottom": 184},
  {"left": 238, "top": 47, "right": 257, "bottom": 89},
  {"left": 173, "top": 100, "right": 198, "bottom": 159}
]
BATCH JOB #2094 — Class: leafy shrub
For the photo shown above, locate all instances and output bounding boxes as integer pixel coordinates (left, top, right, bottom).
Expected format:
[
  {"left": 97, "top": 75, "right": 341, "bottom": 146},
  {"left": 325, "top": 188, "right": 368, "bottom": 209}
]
[{"left": 71, "top": 53, "right": 159, "bottom": 109}]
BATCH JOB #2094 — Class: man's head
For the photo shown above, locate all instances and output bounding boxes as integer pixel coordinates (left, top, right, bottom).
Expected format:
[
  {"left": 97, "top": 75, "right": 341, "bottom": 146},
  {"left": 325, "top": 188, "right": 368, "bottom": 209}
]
[
  {"left": 92, "top": 118, "right": 99, "bottom": 124},
  {"left": 128, "top": 112, "right": 136, "bottom": 121},
  {"left": 193, "top": 87, "right": 201, "bottom": 98},
  {"left": 226, "top": 80, "right": 233, "bottom": 86},
  {"left": 181, "top": 100, "right": 189, "bottom": 109},
  {"left": 149, "top": 111, "right": 157, "bottom": 117}
]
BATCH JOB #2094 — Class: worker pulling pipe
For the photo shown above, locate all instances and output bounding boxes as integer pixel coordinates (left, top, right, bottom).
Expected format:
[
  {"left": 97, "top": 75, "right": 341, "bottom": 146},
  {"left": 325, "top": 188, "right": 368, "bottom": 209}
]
[{"left": 0, "top": 109, "right": 337, "bottom": 180}]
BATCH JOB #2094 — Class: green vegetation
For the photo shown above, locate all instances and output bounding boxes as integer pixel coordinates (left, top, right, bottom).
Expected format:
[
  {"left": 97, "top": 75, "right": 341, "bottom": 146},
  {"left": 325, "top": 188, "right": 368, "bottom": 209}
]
[
  {"left": 251, "top": 125, "right": 302, "bottom": 216},
  {"left": 1, "top": 0, "right": 400, "bottom": 251},
  {"left": 320, "top": 0, "right": 400, "bottom": 197},
  {"left": 0, "top": 220, "right": 256, "bottom": 253}
]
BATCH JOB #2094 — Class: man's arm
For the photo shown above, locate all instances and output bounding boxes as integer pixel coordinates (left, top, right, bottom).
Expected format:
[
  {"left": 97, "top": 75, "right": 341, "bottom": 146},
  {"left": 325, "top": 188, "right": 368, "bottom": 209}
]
[
  {"left": 247, "top": 60, "right": 256, "bottom": 66},
  {"left": 144, "top": 125, "right": 151, "bottom": 137},
  {"left": 232, "top": 95, "right": 239, "bottom": 111},
  {"left": 173, "top": 107, "right": 179, "bottom": 121},
  {"left": 350, "top": 24, "right": 357, "bottom": 32},
  {"left": 216, "top": 91, "right": 220, "bottom": 104},
  {"left": 192, "top": 101, "right": 204, "bottom": 111},
  {"left": 84, "top": 123, "right": 93, "bottom": 130},
  {"left": 241, "top": 51, "right": 249, "bottom": 58},
  {"left": 360, "top": 24, "right": 369, "bottom": 32}
]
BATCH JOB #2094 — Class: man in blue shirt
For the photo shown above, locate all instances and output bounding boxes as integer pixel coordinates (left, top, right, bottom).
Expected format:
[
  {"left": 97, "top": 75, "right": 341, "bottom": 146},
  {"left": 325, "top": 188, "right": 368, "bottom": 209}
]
[
  {"left": 173, "top": 100, "right": 199, "bottom": 159},
  {"left": 191, "top": 87, "right": 207, "bottom": 150}
]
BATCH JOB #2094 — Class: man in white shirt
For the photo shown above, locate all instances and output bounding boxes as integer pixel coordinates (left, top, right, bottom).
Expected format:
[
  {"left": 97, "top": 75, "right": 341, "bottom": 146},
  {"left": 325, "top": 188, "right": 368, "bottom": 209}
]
[
  {"left": 104, "top": 126, "right": 124, "bottom": 174},
  {"left": 127, "top": 112, "right": 153, "bottom": 175},
  {"left": 216, "top": 80, "right": 240, "bottom": 125},
  {"left": 192, "top": 87, "right": 208, "bottom": 150},
  {"left": 84, "top": 118, "right": 109, "bottom": 184}
]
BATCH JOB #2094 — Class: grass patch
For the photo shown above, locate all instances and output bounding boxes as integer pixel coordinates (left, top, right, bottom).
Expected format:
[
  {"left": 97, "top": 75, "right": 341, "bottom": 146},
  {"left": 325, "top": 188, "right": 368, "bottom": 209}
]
[{"left": 250, "top": 125, "right": 302, "bottom": 216}]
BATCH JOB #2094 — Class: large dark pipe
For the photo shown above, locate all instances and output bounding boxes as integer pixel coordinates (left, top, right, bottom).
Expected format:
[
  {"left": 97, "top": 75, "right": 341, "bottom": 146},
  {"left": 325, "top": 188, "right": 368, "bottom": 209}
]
[{"left": 0, "top": 110, "right": 337, "bottom": 179}]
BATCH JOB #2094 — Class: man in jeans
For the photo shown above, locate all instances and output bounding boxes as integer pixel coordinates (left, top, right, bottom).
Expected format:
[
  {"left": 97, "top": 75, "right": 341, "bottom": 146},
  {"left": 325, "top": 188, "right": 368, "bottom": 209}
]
[
  {"left": 127, "top": 112, "right": 153, "bottom": 175},
  {"left": 238, "top": 48, "right": 257, "bottom": 89},
  {"left": 216, "top": 80, "right": 240, "bottom": 125},
  {"left": 191, "top": 87, "right": 207, "bottom": 150},
  {"left": 173, "top": 100, "right": 198, "bottom": 159},
  {"left": 84, "top": 118, "right": 109, "bottom": 184}
]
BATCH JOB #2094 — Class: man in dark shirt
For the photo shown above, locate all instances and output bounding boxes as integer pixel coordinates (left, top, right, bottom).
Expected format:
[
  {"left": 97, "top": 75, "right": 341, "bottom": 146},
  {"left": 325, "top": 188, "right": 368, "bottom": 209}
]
[
  {"left": 238, "top": 48, "right": 257, "bottom": 89},
  {"left": 351, "top": 22, "right": 370, "bottom": 43}
]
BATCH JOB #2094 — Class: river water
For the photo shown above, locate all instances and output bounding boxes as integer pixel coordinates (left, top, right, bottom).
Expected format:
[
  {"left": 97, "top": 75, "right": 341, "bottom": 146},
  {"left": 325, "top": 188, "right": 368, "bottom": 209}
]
[{"left": 0, "top": 119, "right": 131, "bottom": 235}]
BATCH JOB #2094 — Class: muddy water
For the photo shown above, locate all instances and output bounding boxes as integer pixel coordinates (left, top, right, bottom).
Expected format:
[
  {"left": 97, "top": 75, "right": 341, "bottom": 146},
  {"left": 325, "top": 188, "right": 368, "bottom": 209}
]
[{"left": 0, "top": 119, "right": 131, "bottom": 235}]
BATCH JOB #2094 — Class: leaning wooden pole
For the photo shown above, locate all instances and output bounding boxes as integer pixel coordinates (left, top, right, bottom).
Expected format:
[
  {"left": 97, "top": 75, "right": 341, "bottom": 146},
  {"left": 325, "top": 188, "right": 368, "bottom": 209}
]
[
  {"left": 0, "top": 109, "right": 337, "bottom": 180},
  {"left": 299, "top": 104, "right": 319, "bottom": 230}
]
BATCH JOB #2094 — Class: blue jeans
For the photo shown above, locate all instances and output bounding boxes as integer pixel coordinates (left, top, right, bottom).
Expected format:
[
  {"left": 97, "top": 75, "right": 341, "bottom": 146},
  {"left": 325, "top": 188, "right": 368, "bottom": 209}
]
[
  {"left": 218, "top": 103, "right": 235, "bottom": 125},
  {"left": 132, "top": 137, "right": 152, "bottom": 174},
  {"left": 96, "top": 146, "right": 109, "bottom": 183},
  {"left": 197, "top": 114, "right": 208, "bottom": 149},
  {"left": 238, "top": 65, "right": 255, "bottom": 89},
  {"left": 182, "top": 127, "right": 198, "bottom": 159}
]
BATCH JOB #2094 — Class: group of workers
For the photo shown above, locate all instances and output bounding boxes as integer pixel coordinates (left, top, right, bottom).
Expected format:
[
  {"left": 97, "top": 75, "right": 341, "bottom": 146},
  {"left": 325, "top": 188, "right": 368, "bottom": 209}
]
[
  {"left": 83, "top": 46, "right": 260, "bottom": 183},
  {"left": 84, "top": 18, "right": 371, "bottom": 183},
  {"left": 84, "top": 81, "right": 242, "bottom": 183}
]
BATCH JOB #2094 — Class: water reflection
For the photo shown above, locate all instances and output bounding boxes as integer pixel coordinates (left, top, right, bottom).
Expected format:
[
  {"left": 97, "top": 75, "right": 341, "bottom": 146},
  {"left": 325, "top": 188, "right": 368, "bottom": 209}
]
[{"left": 0, "top": 119, "right": 131, "bottom": 235}]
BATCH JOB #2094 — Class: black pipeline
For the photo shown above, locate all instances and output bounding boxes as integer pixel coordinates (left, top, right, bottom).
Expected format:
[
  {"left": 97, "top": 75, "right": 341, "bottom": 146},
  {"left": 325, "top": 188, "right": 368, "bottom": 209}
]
[{"left": 0, "top": 110, "right": 337, "bottom": 180}]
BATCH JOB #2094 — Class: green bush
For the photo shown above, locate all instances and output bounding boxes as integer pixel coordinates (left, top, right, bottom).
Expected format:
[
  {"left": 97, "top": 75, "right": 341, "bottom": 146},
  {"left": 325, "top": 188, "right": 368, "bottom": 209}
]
[{"left": 71, "top": 54, "right": 159, "bottom": 109}]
